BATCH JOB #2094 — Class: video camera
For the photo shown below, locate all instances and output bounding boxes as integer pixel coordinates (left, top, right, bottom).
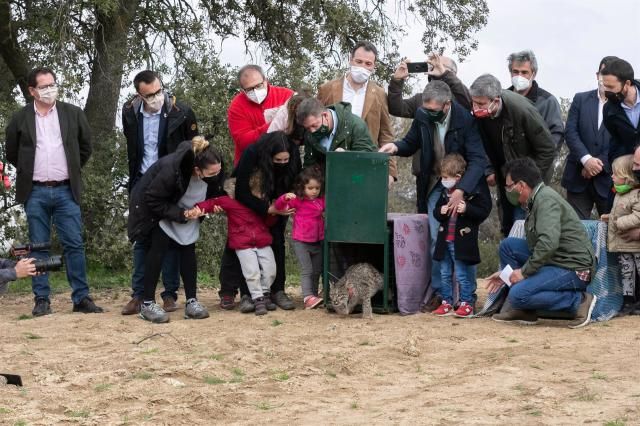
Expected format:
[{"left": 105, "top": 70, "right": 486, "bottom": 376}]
[{"left": 10, "top": 242, "right": 64, "bottom": 273}]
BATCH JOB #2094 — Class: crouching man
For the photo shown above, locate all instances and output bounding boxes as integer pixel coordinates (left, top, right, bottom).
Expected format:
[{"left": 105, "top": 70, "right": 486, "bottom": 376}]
[
  {"left": 0, "top": 258, "right": 37, "bottom": 294},
  {"left": 485, "top": 158, "right": 597, "bottom": 329}
]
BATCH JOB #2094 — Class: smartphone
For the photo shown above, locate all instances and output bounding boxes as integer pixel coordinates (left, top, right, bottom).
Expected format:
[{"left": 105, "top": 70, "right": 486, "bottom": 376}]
[{"left": 407, "top": 62, "right": 432, "bottom": 73}]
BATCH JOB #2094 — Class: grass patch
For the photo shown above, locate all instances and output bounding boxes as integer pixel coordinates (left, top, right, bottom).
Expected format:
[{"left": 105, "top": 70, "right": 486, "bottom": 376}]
[
  {"left": 94, "top": 383, "right": 112, "bottom": 392},
  {"left": 350, "top": 401, "right": 359, "bottom": 409},
  {"left": 24, "top": 333, "right": 41, "bottom": 340},
  {"left": 142, "top": 348, "right": 159, "bottom": 355},
  {"left": 230, "top": 367, "right": 244, "bottom": 383},
  {"left": 256, "top": 402, "right": 273, "bottom": 410},
  {"left": 604, "top": 421, "right": 625, "bottom": 426},
  {"left": 17, "top": 314, "right": 31, "bottom": 320},
  {"left": 133, "top": 372, "right": 152, "bottom": 380},
  {"left": 325, "top": 371, "right": 337, "bottom": 378},
  {"left": 358, "top": 340, "right": 372, "bottom": 346},
  {"left": 574, "top": 386, "right": 599, "bottom": 402},
  {"left": 271, "top": 319, "right": 283, "bottom": 327},
  {"left": 592, "top": 371, "right": 608, "bottom": 380},
  {"left": 66, "top": 409, "right": 90, "bottom": 418},
  {"left": 209, "top": 354, "right": 223, "bottom": 361},
  {"left": 0, "top": 408, "right": 11, "bottom": 414},
  {"left": 273, "top": 371, "right": 289, "bottom": 381},
  {"left": 203, "top": 376, "right": 225, "bottom": 385},
  {"left": 14, "top": 421, "right": 26, "bottom": 426},
  {"left": 505, "top": 337, "right": 518, "bottom": 343}
]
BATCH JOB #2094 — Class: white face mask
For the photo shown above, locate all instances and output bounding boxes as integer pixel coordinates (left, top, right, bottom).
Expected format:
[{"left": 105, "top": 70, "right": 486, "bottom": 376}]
[
  {"left": 143, "top": 92, "right": 165, "bottom": 112},
  {"left": 511, "top": 75, "right": 531, "bottom": 92},
  {"left": 441, "top": 178, "right": 457, "bottom": 189},
  {"left": 350, "top": 66, "right": 371, "bottom": 84},
  {"left": 246, "top": 86, "right": 268, "bottom": 104},
  {"left": 38, "top": 86, "right": 58, "bottom": 105}
]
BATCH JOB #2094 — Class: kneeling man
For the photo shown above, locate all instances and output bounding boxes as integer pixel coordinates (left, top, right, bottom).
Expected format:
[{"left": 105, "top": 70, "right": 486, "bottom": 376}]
[{"left": 486, "top": 157, "right": 597, "bottom": 328}]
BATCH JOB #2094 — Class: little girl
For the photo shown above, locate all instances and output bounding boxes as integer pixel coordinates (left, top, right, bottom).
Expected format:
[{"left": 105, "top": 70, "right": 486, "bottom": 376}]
[
  {"left": 601, "top": 154, "right": 640, "bottom": 315},
  {"left": 192, "top": 193, "right": 277, "bottom": 316},
  {"left": 275, "top": 167, "right": 325, "bottom": 309}
]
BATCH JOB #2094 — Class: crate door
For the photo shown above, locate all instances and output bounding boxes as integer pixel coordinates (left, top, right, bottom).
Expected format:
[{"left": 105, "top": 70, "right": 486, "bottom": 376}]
[{"left": 324, "top": 151, "right": 389, "bottom": 244}]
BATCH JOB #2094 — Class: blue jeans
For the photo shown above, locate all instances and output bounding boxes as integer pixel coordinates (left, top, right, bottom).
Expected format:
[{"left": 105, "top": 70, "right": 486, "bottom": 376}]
[
  {"left": 427, "top": 184, "right": 442, "bottom": 294},
  {"left": 499, "top": 237, "right": 585, "bottom": 313},
  {"left": 440, "top": 241, "right": 477, "bottom": 304},
  {"left": 131, "top": 240, "right": 180, "bottom": 300},
  {"left": 24, "top": 185, "right": 89, "bottom": 304}
]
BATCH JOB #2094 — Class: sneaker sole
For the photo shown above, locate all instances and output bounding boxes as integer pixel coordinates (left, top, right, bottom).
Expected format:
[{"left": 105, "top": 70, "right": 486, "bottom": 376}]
[
  {"left": 138, "top": 312, "right": 170, "bottom": 323},
  {"left": 184, "top": 313, "right": 210, "bottom": 320},
  {"left": 568, "top": 295, "right": 598, "bottom": 329},
  {"left": 305, "top": 300, "right": 324, "bottom": 310},
  {"left": 492, "top": 317, "right": 538, "bottom": 325},
  {"left": 454, "top": 312, "right": 473, "bottom": 318}
]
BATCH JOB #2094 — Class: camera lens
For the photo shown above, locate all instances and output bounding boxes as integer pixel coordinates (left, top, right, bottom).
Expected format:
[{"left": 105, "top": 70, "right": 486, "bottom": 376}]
[{"left": 33, "top": 255, "right": 63, "bottom": 273}]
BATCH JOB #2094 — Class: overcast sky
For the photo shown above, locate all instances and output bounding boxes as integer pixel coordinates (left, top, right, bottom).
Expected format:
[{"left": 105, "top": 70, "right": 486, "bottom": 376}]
[{"left": 219, "top": 0, "right": 640, "bottom": 102}]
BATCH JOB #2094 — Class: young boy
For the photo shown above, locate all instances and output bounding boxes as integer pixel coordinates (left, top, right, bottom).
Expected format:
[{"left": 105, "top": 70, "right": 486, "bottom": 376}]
[{"left": 431, "top": 153, "right": 492, "bottom": 317}]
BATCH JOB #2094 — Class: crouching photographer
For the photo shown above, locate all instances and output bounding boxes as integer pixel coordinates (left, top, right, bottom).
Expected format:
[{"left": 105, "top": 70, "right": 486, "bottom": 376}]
[{"left": 0, "top": 257, "right": 38, "bottom": 294}]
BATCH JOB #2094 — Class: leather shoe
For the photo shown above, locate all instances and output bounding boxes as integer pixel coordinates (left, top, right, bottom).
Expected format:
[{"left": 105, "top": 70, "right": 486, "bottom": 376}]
[
  {"left": 272, "top": 291, "right": 295, "bottom": 310},
  {"left": 121, "top": 297, "right": 142, "bottom": 315},
  {"left": 162, "top": 295, "right": 178, "bottom": 312},
  {"left": 32, "top": 297, "right": 52, "bottom": 317},
  {"left": 73, "top": 296, "right": 104, "bottom": 314}
]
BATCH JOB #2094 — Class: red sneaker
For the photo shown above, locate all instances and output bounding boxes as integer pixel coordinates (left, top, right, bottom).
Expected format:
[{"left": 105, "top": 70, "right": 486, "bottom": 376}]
[
  {"left": 304, "top": 295, "right": 323, "bottom": 310},
  {"left": 433, "top": 301, "right": 454, "bottom": 316},
  {"left": 454, "top": 302, "right": 473, "bottom": 318}
]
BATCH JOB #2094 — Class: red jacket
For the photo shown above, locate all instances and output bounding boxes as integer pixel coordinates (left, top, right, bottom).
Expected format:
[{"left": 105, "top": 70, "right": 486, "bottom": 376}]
[
  {"left": 196, "top": 196, "right": 275, "bottom": 250},
  {"left": 227, "top": 84, "right": 293, "bottom": 165}
]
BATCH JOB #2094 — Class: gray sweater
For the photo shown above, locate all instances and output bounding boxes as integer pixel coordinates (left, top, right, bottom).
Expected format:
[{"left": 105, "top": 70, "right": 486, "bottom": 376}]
[{"left": 0, "top": 258, "right": 17, "bottom": 294}]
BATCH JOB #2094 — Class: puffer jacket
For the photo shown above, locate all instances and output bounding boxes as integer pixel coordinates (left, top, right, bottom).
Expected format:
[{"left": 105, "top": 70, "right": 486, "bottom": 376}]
[
  {"left": 607, "top": 188, "right": 640, "bottom": 252},
  {"left": 274, "top": 194, "right": 325, "bottom": 242}
]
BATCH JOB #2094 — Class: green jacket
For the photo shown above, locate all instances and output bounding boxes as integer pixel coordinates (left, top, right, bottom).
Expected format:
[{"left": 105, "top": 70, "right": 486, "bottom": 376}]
[
  {"left": 303, "top": 102, "right": 376, "bottom": 168},
  {"left": 522, "top": 184, "right": 595, "bottom": 278},
  {"left": 488, "top": 90, "right": 556, "bottom": 180}
]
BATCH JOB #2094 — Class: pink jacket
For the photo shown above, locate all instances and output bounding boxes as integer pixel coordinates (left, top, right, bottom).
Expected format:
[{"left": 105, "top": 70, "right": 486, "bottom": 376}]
[{"left": 274, "top": 194, "right": 325, "bottom": 243}]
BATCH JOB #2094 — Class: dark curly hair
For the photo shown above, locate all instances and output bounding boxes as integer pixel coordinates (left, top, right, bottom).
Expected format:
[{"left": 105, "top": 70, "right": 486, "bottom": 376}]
[{"left": 293, "top": 166, "right": 324, "bottom": 198}]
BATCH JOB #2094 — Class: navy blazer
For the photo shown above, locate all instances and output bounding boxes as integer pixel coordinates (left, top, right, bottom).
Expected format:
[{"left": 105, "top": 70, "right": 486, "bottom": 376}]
[
  {"left": 603, "top": 79, "right": 640, "bottom": 163},
  {"left": 561, "top": 90, "right": 612, "bottom": 199},
  {"left": 393, "top": 101, "right": 487, "bottom": 195}
]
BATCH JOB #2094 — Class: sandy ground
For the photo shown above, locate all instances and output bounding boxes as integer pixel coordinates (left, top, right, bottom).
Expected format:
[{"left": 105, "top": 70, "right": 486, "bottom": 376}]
[{"left": 1, "top": 285, "right": 640, "bottom": 426}]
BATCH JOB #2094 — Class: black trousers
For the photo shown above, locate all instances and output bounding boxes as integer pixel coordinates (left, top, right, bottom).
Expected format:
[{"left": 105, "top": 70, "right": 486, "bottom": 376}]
[
  {"left": 416, "top": 174, "right": 428, "bottom": 214},
  {"left": 566, "top": 182, "right": 610, "bottom": 220},
  {"left": 143, "top": 226, "right": 197, "bottom": 301},
  {"left": 218, "top": 215, "right": 288, "bottom": 297}
]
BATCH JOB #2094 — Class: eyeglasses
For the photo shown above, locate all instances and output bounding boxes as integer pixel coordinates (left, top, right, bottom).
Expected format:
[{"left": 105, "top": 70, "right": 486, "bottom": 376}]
[
  {"left": 242, "top": 81, "right": 265, "bottom": 92},
  {"left": 140, "top": 88, "right": 163, "bottom": 101},
  {"left": 36, "top": 83, "right": 57, "bottom": 90}
]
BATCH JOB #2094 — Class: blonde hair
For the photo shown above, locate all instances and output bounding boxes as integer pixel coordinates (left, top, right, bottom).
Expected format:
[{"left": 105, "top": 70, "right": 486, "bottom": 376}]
[
  {"left": 612, "top": 154, "right": 637, "bottom": 185},
  {"left": 440, "top": 153, "right": 466, "bottom": 177},
  {"left": 191, "top": 135, "right": 210, "bottom": 154}
]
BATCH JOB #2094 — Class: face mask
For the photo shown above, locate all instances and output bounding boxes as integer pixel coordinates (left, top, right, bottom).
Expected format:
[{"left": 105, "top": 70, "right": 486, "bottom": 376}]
[
  {"left": 273, "top": 162, "right": 289, "bottom": 173},
  {"left": 202, "top": 174, "right": 220, "bottom": 185},
  {"left": 350, "top": 66, "right": 371, "bottom": 84},
  {"left": 38, "top": 86, "right": 58, "bottom": 105},
  {"left": 511, "top": 75, "right": 531, "bottom": 92},
  {"left": 614, "top": 183, "right": 633, "bottom": 194},
  {"left": 311, "top": 117, "right": 331, "bottom": 142},
  {"left": 246, "top": 87, "right": 268, "bottom": 104},
  {"left": 604, "top": 90, "right": 625, "bottom": 103},
  {"left": 143, "top": 92, "right": 164, "bottom": 111},
  {"left": 424, "top": 108, "right": 446, "bottom": 123},
  {"left": 473, "top": 100, "right": 495, "bottom": 119},
  {"left": 505, "top": 187, "right": 521, "bottom": 206},
  {"left": 441, "top": 178, "right": 457, "bottom": 189}
]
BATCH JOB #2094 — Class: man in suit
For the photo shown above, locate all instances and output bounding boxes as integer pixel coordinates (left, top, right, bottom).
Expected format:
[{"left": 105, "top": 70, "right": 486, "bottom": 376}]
[
  {"left": 317, "top": 41, "right": 397, "bottom": 185},
  {"left": 5, "top": 67, "right": 103, "bottom": 316},
  {"left": 561, "top": 57, "right": 618, "bottom": 219},
  {"left": 602, "top": 58, "right": 640, "bottom": 163},
  {"left": 120, "top": 70, "right": 199, "bottom": 315}
]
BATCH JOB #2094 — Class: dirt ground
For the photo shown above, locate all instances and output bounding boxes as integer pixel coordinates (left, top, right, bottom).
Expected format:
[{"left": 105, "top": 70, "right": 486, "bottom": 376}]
[{"left": 1, "top": 284, "right": 640, "bottom": 426}]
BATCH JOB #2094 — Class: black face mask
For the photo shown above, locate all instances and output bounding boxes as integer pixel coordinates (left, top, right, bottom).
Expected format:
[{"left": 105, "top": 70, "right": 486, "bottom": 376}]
[
  {"left": 604, "top": 89, "right": 626, "bottom": 103},
  {"left": 201, "top": 174, "right": 220, "bottom": 185},
  {"left": 273, "top": 162, "right": 289, "bottom": 172}
]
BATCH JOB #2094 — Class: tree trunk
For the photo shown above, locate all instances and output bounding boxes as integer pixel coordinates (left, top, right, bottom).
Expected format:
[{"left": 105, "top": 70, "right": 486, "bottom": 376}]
[
  {"left": 83, "top": 0, "right": 140, "bottom": 140},
  {"left": 0, "top": 0, "right": 30, "bottom": 101}
]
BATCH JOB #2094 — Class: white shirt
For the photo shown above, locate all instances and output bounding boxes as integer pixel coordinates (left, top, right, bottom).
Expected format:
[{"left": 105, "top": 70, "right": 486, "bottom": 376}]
[
  {"left": 32, "top": 103, "right": 69, "bottom": 182},
  {"left": 580, "top": 92, "right": 607, "bottom": 166},
  {"left": 342, "top": 76, "right": 368, "bottom": 118}
]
